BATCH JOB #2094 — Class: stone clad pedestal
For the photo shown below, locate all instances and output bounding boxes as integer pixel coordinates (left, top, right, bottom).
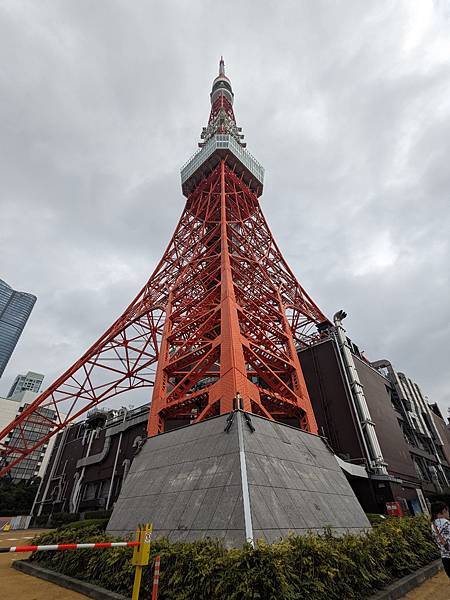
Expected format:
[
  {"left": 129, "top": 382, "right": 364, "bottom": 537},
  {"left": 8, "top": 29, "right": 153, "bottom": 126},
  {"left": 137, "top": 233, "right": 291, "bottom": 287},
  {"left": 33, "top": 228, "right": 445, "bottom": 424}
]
[{"left": 107, "top": 411, "right": 370, "bottom": 546}]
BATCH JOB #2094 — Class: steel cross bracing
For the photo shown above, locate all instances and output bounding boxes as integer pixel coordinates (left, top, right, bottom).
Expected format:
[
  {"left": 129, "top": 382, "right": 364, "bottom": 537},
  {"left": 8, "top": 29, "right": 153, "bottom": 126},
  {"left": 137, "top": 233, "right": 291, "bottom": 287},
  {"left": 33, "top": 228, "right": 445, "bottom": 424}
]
[
  {"left": 147, "top": 159, "right": 327, "bottom": 435},
  {"left": 0, "top": 191, "right": 227, "bottom": 476},
  {"left": 0, "top": 59, "right": 329, "bottom": 478}
]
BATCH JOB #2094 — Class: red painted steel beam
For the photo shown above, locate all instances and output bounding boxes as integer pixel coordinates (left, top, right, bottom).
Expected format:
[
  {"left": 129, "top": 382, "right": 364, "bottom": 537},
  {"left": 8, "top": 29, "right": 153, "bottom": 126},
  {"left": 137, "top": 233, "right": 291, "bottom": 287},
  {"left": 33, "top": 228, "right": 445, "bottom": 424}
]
[{"left": 147, "top": 159, "right": 326, "bottom": 436}]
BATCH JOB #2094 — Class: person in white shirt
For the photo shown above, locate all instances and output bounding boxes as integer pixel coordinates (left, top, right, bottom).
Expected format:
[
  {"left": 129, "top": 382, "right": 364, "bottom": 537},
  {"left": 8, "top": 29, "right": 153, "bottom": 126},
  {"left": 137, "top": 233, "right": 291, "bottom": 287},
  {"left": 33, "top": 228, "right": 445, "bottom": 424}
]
[{"left": 430, "top": 501, "right": 450, "bottom": 578}]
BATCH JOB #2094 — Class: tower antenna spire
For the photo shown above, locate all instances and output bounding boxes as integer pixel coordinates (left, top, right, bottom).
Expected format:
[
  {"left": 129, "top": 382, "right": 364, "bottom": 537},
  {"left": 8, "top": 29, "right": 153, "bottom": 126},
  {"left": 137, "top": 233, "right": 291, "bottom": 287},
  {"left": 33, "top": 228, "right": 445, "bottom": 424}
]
[{"left": 219, "top": 55, "right": 225, "bottom": 76}]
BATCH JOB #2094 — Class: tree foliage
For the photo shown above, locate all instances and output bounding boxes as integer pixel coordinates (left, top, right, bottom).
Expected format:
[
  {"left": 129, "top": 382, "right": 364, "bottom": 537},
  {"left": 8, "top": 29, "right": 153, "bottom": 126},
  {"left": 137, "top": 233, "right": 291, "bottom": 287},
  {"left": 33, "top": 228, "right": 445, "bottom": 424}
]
[{"left": 0, "top": 478, "right": 40, "bottom": 516}]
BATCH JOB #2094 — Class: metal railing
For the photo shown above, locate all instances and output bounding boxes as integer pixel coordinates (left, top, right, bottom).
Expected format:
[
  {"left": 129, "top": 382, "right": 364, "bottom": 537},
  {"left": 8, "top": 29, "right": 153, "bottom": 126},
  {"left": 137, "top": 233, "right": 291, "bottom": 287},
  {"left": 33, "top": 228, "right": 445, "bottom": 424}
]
[{"left": 180, "top": 134, "right": 264, "bottom": 188}]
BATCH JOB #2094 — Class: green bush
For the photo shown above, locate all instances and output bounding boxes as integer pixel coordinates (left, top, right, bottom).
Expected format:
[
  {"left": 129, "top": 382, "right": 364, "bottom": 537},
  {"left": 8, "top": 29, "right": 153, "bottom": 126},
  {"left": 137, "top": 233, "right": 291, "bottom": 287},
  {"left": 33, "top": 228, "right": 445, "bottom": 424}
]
[
  {"left": 83, "top": 510, "right": 112, "bottom": 520},
  {"left": 32, "top": 511, "right": 111, "bottom": 530},
  {"left": 52, "top": 512, "right": 81, "bottom": 527},
  {"left": 365, "top": 513, "right": 388, "bottom": 527},
  {"left": 29, "top": 516, "right": 439, "bottom": 600},
  {"left": 31, "top": 515, "right": 49, "bottom": 528},
  {"left": 32, "top": 512, "right": 80, "bottom": 529},
  {"left": 0, "top": 478, "right": 40, "bottom": 516},
  {"left": 59, "top": 518, "right": 109, "bottom": 531}
]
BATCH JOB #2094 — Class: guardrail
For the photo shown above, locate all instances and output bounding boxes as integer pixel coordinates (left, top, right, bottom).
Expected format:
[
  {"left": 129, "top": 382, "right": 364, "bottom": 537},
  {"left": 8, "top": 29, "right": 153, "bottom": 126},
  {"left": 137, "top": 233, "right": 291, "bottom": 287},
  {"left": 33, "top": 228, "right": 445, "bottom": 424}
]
[
  {"left": 2, "top": 522, "right": 160, "bottom": 600},
  {"left": 0, "top": 540, "right": 139, "bottom": 553},
  {"left": 180, "top": 133, "right": 264, "bottom": 195}
]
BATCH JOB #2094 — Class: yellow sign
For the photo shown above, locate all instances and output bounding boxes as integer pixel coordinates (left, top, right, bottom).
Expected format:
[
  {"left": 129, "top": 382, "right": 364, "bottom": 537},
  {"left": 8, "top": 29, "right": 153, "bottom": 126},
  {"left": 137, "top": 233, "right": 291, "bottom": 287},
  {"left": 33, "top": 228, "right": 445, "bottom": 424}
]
[
  {"left": 2, "top": 522, "right": 11, "bottom": 532},
  {"left": 131, "top": 522, "right": 152, "bottom": 600},
  {"left": 132, "top": 522, "right": 152, "bottom": 566}
]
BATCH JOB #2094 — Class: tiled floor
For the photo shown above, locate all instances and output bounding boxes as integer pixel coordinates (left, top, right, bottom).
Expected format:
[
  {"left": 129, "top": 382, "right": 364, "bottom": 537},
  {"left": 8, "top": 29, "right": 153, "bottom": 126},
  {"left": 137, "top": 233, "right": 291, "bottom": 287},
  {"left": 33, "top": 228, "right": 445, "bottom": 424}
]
[
  {"left": 0, "top": 529, "right": 86, "bottom": 599},
  {"left": 403, "top": 569, "right": 450, "bottom": 599}
]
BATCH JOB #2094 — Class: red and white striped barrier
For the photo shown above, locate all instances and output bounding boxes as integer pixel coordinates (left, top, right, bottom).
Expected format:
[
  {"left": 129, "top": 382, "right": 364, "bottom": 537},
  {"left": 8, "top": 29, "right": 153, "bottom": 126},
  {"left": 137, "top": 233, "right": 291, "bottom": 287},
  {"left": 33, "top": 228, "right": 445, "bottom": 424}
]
[
  {"left": 151, "top": 555, "right": 161, "bottom": 600},
  {"left": 0, "top": 541, "right": 140, "bottom": 554}
]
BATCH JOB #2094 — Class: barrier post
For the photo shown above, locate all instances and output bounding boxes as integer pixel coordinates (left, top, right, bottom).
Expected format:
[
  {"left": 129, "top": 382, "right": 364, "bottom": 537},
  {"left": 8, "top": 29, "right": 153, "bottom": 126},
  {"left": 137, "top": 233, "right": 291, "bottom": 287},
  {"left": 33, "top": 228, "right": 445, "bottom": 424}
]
[
  {"left": 131, "top": 523, "right": 152, "bottom": 600},
  {"left": 151, "top": 555, "right": 161, "bottom": 600}
]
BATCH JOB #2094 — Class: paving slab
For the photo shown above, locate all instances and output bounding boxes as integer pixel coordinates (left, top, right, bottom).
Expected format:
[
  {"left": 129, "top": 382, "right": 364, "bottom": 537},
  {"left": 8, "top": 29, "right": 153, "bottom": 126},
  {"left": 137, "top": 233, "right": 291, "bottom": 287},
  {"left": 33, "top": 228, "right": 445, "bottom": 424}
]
[
  {"left": 401, "top": 567, "right": 449, "bottom": 600},
  {"left": 0, "top": 529, "right": 86, "bottom": 599}
]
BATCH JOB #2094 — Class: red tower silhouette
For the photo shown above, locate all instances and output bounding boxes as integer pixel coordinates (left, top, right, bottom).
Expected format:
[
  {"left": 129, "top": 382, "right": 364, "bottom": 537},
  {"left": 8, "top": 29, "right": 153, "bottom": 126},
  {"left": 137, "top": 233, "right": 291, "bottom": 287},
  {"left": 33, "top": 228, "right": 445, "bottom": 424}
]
[{"left": 0, "top": 59, "right": 329, "bottom": 478}]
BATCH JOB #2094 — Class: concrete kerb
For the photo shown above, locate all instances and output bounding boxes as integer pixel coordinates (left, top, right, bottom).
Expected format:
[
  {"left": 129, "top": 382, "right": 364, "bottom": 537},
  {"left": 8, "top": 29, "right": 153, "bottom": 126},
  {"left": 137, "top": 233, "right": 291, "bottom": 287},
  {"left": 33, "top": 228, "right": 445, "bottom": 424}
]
[
  {"left": 13, "top": 559, "right": 127, "bottom": 600},
  {"left": 368, "top": 559, "right": 443, "bottom": 600}
]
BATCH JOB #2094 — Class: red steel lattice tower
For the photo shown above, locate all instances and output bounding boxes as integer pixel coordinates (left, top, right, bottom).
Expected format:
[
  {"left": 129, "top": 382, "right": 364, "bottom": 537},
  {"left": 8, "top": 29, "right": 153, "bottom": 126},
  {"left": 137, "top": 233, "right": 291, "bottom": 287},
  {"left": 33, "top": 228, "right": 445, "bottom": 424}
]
[{"left": 0, "top": 59, "right": 329, "bottom": 478}]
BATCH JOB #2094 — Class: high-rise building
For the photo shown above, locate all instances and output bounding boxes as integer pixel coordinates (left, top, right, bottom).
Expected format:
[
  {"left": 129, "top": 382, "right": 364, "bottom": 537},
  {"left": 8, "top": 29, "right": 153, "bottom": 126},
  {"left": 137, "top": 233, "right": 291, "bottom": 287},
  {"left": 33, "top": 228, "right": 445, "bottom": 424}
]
[
  {"left": 32, "top": 404, "right": 149, "bottom": 517},
  {"left": 371, "top": 360, "right": 450, "bottom": 492},
  {"left": 0, "top": 279, "right": 36, "bottom": 378},
  {"left": 0, "top": 390, "right": 57, "bottom": 482},
  {"left": 7, "top": 371, "right": 44, "bottom": 399},
  {"left": 298, "top": 315, "right": 450, "bottom": 513}
]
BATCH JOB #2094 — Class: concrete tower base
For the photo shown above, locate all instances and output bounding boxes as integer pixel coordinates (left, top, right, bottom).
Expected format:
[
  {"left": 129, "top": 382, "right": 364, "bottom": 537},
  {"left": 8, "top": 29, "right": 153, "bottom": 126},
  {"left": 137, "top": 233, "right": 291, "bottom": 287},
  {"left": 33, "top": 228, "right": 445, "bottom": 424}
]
[{"left": 107, "top": 412, "right": 370, "bottom": 546}]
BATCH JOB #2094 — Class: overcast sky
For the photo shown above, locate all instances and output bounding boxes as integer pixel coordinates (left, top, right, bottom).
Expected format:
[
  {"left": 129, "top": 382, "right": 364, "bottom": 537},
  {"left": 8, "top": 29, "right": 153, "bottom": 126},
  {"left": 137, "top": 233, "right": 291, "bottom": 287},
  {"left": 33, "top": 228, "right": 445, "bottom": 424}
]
[{"left": 1, "top": 1, "right": 449, "bottom": 418}]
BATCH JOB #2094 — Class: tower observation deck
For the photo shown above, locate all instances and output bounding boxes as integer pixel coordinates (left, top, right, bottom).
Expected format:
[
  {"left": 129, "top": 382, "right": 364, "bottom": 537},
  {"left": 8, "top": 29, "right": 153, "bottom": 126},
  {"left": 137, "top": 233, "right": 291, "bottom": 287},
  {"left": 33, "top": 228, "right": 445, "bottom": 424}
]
[
  {"left": 0, "top": 59, "right": 330, "bottom": 478},
  {"left": 181, "top": 59, "right": 264, "bottom": 197}
]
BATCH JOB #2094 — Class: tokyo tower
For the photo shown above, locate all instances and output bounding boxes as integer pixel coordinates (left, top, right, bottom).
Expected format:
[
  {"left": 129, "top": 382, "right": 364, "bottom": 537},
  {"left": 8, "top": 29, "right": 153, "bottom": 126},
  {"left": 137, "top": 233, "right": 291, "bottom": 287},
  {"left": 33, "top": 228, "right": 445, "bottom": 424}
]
[{"left": 0, "top": 58, "right": 330, "bottom": 478}]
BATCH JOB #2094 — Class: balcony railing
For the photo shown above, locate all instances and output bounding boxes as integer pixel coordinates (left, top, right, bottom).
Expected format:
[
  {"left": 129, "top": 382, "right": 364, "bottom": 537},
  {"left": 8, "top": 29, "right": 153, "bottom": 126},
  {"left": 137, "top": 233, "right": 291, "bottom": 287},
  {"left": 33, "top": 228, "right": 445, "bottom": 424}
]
[{"left": 180, "top": 134, "right": 264, "bottom": 193}]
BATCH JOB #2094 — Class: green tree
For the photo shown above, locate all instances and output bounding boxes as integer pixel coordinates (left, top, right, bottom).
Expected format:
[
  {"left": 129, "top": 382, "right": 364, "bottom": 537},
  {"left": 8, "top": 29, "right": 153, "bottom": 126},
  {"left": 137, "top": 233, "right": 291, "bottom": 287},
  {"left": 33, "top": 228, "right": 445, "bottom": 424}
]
[{"left": 0, "top": 477, "right": 40, "bottom": 516}]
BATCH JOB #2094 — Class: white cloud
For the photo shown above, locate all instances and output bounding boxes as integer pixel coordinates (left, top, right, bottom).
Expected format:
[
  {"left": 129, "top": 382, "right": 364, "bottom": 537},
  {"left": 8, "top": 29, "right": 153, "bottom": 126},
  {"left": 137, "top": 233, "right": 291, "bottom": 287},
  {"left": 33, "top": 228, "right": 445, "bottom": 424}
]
[{"left": 351, "top": 232, "right": 399, "bottom": 277}]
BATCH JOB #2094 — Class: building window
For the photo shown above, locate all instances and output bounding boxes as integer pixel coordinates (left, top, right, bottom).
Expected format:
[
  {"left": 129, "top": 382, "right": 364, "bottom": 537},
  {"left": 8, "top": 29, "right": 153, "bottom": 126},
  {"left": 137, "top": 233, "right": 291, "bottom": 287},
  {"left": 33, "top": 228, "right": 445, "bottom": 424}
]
[
  {"left": 413, "top": 457, "right": 430, "bottom": 481},
  {"left": 83, "top": 482, "right": 98, "bottom": 500}
]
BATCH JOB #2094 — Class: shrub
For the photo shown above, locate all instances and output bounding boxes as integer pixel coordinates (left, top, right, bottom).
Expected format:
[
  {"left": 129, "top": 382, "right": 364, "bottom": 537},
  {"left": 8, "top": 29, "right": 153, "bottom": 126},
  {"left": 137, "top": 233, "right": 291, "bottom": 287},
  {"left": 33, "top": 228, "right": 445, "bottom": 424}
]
[
  {"left": 365, "top": 513, "right": 388, "bottom": 526},
  {"left": 52, "top": 512, "right": 82, "bottom": 527},
  {"left": 31, "top": 515, "right": 49, "bottom": 528},
  {"left": 0, "top": 478, "right": 40, "bottom": 515},
  {"left": 31, "top": 512, "right": 80, "bottom": 529},
  {"left": 29, "top": 516, "right": 439, "bottom": 600},
  {"left": 59, "top": 518, "right": 109, "bottom": 531},
  {"left": 31, "top": 510, "right": 111, "bottom": 529},
  {"left": 83, "top": 510, "right": 112, "bottom": 520}
]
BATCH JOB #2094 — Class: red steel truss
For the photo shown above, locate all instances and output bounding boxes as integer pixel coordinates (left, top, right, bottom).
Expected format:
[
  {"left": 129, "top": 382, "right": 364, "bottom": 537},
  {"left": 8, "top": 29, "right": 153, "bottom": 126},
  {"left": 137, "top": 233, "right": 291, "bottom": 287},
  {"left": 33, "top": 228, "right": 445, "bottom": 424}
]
[
  {"left": 0, "top": 59, "right": 328, "bottom": 478},
  {"left": 148, "top": 160, "right": 327, "bottom": 435}
]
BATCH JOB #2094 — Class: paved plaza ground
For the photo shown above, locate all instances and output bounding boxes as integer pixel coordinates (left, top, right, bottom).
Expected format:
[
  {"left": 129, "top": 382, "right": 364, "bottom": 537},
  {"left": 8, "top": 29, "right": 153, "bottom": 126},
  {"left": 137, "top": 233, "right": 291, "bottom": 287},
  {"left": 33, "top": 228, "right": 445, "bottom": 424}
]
[
  {"left": 403, "top": 568, "right": 450, "bottom": 599},
  {"left": 0, "top": 529, "right": 84, "bottom": 599}
]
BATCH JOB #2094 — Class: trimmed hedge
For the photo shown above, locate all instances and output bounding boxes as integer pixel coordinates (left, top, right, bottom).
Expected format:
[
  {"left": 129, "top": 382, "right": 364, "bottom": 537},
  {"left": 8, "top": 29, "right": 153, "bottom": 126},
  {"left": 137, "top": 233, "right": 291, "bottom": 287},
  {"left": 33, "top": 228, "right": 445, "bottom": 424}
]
[
  {"left": 365, "top": 513, "right": 388, "bottom": 527},
  {"left": 32, "top": 512, "right": 80, "bottom": 529},
  {"left": 29, "top": 517, "right": 439, "bottom": 600},
  {"left": 59, "top": 518, "right": 109, "bottom": 531},
  {"left": 84, "top": 510, "right": 112, "bottom": 520},
  {"left": 32, "top": 510, "right": 112, "bottom": 529}
]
